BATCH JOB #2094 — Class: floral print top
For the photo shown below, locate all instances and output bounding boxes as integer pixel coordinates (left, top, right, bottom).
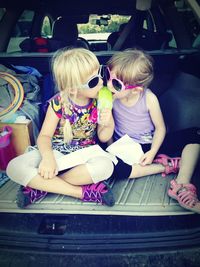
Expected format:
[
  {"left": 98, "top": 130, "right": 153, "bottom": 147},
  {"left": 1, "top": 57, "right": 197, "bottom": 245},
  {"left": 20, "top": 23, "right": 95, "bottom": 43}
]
[{"left": 49, "top": 93, "right": 98, "bottom": 147}]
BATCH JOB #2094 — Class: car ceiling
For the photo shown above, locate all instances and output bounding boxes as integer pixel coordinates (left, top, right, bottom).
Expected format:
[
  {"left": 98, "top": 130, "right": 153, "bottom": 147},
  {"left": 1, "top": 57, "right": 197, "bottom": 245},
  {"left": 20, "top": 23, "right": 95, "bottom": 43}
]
[{"left": 1, "top": 0, "right": 174, "bottom": 15}]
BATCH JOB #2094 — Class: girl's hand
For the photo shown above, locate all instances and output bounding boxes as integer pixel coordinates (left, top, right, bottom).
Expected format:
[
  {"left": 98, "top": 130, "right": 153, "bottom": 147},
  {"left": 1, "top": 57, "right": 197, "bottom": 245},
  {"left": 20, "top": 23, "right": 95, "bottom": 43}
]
[
  {"left": 140, "top": 150, "right": 156, "bottom": 166},
  {"left": 97, "top": 109, "right": 114, "bottom": 143},
  {"left": 38, "top": 155, "right": 58, "bottom": 179},
  {"left": 98, "top": 109, "right": 112, "bottom": 126}
]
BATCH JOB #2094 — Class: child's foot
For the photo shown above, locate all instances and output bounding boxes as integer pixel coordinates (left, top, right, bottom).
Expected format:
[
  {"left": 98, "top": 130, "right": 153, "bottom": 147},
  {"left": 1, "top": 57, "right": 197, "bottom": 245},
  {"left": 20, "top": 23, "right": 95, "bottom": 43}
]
[
  {"left": 153, "top": 154, "right": 181, "bottom": 177},
  {"left": 16, "top": 186, "right": 48, "bottom": 208},
  {"left": 168, "top": 179, "right": 200, "bottom": 214},
  {"left": 81, "top": 181, "right": 115, "bottom": 207}
]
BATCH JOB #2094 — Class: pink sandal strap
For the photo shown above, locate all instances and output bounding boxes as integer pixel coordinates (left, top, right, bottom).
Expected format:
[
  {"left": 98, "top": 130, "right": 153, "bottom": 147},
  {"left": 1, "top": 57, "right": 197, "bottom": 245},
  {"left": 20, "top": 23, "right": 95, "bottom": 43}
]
[
  {"left": 168, "top": 179, "right": 200, "bottom": 212},
  {"left": 153, "top": 154, "right": 169, "bottom": 166},
  {"left": 153, "top": 154, "right": 181, "bottom": 177}
]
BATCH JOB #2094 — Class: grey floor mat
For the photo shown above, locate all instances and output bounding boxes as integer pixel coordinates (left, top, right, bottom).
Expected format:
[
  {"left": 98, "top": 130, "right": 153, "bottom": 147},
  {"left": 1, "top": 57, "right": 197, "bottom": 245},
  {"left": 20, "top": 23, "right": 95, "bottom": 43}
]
[{"left": 0, "top": 174, "right": 193, "bottom": 216}]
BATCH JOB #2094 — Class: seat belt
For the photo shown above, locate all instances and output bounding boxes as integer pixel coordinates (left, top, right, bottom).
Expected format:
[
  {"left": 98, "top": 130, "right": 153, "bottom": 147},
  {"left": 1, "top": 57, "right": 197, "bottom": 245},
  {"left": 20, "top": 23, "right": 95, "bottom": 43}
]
[
  {"left": 112, "top": 0, "right": 152, "bottom": 51},
  {"left": 112, "top": 15, "right": 135, "bottom": 51}
]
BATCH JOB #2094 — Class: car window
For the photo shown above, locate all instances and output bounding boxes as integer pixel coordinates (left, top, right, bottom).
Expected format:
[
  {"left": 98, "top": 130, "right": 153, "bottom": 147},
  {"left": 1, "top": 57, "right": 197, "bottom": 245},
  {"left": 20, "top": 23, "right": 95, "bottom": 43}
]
[
  {"left": 41, "top": 16, "right": 52, "bottom": 37},
  {"left": 2, "top": 0, "right": 199, "bottom": 54},
  {"left": 0, "top": 8, "right": 6, "bottom": 21},
  {"left": 77, "top": 14, "right": 130, "bottom": 51},
  {"left": 77, "top": 12, "right": 178, "bottom": 51},
  {"left": 78, "top": 14, "right": 130, "bottom": 46},
  {"left": 7, "top": 10, "right": 34, "bottom": 53},
  {"left": 175, "top": 0, "right": 200, "bottom": 48}
]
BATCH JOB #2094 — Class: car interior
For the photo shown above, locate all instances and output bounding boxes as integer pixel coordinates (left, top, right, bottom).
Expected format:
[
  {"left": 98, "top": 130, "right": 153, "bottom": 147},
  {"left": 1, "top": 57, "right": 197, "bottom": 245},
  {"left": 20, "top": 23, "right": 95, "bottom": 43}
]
[
  {"left": 0, "top": 0, "right": 200, "bottom": 220},
  {"left": 19, "top": 16, "right": 90, "bottom": 52},
  {"left": 0, "top": 0, "right": 200, "bottom": 265}
]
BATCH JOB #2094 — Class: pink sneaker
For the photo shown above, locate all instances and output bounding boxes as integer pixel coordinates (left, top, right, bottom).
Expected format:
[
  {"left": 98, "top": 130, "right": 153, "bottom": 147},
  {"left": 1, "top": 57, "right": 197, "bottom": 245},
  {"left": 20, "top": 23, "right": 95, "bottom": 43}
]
[
  {"left": 81, "top": 182, "right": 115, "bottom": 206},
  {"left": 16, "top": 186, "right": 47, "bottom": 208}
]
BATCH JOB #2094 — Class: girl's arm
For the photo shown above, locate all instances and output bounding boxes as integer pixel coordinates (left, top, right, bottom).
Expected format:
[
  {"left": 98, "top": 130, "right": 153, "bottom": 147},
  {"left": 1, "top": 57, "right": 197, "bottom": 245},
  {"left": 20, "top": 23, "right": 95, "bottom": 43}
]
[
  {"left": 37, "top": 105, "right": 60, "bottom": 179},
  {"left": 97, "top": 109, "right": 115, "bottom": 143},
  {"left": 140, "top": 90, "right": 166, "bottom": 165},
  {"left": 147, "top": 91, "right": 166, "bottom": 156}
]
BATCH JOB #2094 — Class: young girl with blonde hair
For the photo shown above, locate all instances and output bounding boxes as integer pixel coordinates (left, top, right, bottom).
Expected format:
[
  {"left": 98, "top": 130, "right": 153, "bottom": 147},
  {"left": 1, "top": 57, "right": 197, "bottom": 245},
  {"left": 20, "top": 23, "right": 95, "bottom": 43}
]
[
  {"left": 6, "top": 47, "right": 115, "bottom": 208},
  {"left": 106, "top": 48, "right": 200, "bottom": 213}
]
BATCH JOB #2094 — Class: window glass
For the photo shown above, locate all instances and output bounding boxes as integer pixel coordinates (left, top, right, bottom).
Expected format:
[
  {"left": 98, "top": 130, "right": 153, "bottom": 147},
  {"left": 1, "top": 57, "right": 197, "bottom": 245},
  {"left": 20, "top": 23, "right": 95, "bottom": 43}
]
[
  {"left": 41, "top": 16, "right": 52, "bottom": 37},
  {"left": 78, "top": 14, "right": 130, "bottom": 41},
  {"left": 175, "top": 0, "right": 200, "bottom": 47},
  {"left": 0, "top": 8, "right": 6, "bottom": 21},
  {"left": 7, "top": 10, "right": 34, "bottom": 52}
]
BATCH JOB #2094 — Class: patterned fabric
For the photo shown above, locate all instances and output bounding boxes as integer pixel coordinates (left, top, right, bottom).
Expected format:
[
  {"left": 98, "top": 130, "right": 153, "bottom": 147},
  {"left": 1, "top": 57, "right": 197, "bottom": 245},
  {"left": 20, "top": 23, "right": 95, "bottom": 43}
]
[
  {"left": 49, "top": 93, "right": 98, "bottom": 151},
  {"left": 0, "top": 172, "right": 9, "bottom": 188},
  {"left": 81, "top": 182, "right": 115, "bottom": 206},
  {"left": 16, "top": 186, "right": 47, "bottom": 208}
]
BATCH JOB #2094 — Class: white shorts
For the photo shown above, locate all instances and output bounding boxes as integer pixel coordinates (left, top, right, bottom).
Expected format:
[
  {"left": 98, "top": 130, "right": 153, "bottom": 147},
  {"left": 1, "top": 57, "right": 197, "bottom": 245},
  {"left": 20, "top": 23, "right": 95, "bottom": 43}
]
[{"left": 6, "top": 149, "right": 114, "bottom": 186}]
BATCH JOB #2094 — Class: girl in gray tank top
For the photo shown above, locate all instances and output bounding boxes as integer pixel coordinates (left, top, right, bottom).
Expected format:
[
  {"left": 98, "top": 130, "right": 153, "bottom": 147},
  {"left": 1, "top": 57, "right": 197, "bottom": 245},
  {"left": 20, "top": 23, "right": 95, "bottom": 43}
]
[{"left": 105, "top": 48, "right": 200, "bottom": 214}]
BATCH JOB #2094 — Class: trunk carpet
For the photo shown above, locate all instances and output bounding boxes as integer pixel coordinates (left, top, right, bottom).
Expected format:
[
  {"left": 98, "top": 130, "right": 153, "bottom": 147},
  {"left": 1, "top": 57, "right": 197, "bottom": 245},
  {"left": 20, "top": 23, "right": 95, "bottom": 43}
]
[{"left": 0, "top": 173, "right": 193, "bottom": 215}]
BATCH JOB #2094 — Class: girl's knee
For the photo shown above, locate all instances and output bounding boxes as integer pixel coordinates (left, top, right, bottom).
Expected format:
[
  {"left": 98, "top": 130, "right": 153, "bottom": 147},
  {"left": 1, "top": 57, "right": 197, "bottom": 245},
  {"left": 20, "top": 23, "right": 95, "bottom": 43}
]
[
  {"left": 6, "top": 156, "right": 37, "bottom": 186},
  {"left": 100, "top": 158, "right": 114, "bottom": 179},
  {"left": 185, "top": 143, "right": 200, "bottom": 149},
  {"left": 6, "top": 157, "right": 19, "bottom": 181},
  {"left": 6, "top": 157, "right": 26, "bottom": 185},
  {"left": 86, "top": 157, "right": 114, "bottom": 182}
]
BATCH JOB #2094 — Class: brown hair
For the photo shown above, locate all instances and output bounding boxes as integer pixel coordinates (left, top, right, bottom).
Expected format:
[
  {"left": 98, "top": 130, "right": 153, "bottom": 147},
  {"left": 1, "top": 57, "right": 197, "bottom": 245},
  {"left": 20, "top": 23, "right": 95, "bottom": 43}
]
[{"left": 107, "top": 48, "right": 154, "bottom": 88}]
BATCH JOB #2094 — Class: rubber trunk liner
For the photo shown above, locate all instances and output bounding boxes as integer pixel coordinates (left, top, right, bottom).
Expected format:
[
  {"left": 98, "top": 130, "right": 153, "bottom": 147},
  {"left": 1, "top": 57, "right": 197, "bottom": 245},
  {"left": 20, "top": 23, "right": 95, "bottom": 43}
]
[{"left": 0, "top": 173, "right": 194, "bottom": 216}]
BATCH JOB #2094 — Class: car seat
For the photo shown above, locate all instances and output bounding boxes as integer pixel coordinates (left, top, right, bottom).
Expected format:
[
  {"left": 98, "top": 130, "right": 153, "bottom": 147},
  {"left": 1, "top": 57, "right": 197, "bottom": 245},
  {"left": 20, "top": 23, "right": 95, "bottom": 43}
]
[
  {"left": 160, "top": 72, "right": 200, "bottom": 131},
  {"left": 107, "top": 23, "right": 127, "bottom": 50},
  {"left": 19, "top": 36, "right": 50, "bottom": 52},
  {"left": 20, "top": 17, "right": 90, "bottom": 52},
  {"left": 49, "top": 17, "right": 89, "bottom": 50},
  {"left": 108, "top": 10, "right": 172, "bottom": 51}
]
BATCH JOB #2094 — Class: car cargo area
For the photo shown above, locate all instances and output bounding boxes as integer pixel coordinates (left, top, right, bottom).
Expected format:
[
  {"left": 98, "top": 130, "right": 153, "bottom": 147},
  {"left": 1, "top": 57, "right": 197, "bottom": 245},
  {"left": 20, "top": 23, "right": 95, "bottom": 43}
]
[
  {"left": 0, "top": 49, "right": 200, "bottom": 216},
  {"left": 0, "top": 50, "right": 199, "bottom": 217},
  {"left": 1, "top": 0, "right": 200, "bottom": 264},
  {"left": 0, "top": 173, "right": 196, "bottom": 216}
]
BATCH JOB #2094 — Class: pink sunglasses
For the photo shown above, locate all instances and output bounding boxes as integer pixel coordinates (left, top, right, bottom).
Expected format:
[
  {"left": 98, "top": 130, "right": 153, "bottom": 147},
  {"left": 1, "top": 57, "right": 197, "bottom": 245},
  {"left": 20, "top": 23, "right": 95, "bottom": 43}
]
[{"left": 106, "top": 67, "right": 139, "bottom": 92}]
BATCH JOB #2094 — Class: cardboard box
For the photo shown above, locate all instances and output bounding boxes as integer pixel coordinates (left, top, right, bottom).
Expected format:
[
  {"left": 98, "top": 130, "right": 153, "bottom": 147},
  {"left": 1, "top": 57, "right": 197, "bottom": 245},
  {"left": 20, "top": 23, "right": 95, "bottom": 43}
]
[{"left": 0, "top": 121, "right": 34, "bottom": 156}]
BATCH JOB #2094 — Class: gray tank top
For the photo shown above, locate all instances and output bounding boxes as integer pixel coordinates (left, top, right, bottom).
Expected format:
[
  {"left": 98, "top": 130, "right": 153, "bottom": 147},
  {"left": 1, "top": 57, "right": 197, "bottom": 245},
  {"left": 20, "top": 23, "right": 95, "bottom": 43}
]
[{"left": 113, "top": 89, "right": 155, "bottom": 144}]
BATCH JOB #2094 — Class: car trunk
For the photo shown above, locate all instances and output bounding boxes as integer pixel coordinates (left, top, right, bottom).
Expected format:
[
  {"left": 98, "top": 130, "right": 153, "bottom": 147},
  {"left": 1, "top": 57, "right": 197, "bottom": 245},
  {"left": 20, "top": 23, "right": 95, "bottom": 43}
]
[
  {"left": 0, "top": 49, "right": 200, "bottom": 215},
  {"left": 0, "top": 172, "right": 195, "bottom": 216},
  {"left": 0, "top": 50, "right": 200, "bottom": 266}
]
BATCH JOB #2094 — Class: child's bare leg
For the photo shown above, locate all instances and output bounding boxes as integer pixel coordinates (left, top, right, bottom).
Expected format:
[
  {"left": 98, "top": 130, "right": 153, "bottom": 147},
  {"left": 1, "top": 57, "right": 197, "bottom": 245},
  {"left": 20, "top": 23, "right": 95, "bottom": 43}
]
[
  {"left": 6, "top": 151, "right": 115, "bottom": 207},
  {"left": 176, "top": 144, "right": 200, "bottom": 184},
  {"left": 27, "top": 174, "right": 82, "bottom": 198},
  {"left": 129, "top": 163, "right": 165, "bottom": 179},
  {"left": 19, "top": 172, "right": 115, "bottom": 208},
  {"left": 168, "top": 144, "right": 200, "bottom": 213},
  {"left": 60, "top": 157, "right": 114, "bottom": 185},
  {"left": 59, "top": 164, "right": 93, "bottom": 185}
]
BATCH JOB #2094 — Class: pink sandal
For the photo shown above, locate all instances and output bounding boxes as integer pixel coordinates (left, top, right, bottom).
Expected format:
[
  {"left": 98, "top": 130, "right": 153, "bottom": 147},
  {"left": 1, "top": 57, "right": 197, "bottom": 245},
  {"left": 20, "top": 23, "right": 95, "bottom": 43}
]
[
  {"left": 168, "top": 179, "right": 200, "bottom": 213},
  {"left": 153, "top": 154, "right": 181, "bottom": 177}
]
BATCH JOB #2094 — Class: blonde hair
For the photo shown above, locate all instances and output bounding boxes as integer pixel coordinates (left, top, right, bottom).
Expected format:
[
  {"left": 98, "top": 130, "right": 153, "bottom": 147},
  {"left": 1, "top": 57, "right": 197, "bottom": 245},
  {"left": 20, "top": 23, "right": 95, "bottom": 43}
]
[
  {"left": 107, "top": 49, "right": 154, "bottom": 88},
  {"left": 51, "top": 47, "right": 100, "bottom": 143}
]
